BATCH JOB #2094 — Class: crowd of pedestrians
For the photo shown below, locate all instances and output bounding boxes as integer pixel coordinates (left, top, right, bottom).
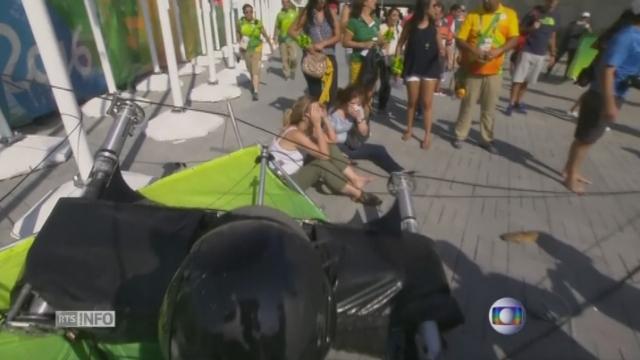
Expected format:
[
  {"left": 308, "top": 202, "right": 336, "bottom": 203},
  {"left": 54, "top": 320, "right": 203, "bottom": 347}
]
[{"left": 236, "top": 0, "right": 640, "bottom": 201}]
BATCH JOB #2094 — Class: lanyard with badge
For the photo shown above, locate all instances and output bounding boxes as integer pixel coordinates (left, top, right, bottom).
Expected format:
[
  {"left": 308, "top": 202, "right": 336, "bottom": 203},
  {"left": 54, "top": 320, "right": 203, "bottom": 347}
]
[{"left": 477, "top": 12, "right": 501, "bottom": 60}]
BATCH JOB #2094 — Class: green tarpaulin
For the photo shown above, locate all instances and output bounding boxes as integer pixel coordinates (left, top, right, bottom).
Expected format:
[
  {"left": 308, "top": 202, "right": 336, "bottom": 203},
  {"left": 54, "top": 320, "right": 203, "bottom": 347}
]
[{"left": 0, "top": 146, "right": 325, "bottom": 359}]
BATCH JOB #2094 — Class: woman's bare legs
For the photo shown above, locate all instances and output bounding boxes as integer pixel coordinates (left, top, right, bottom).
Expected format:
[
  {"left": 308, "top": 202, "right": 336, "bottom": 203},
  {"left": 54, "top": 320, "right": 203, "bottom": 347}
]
[
  {"left": 403, "top": 81, "right": 421, "bottom": 141},
  {"left": 343, "top": 165, "right": 372, "bottom": 189},
  {"left": 420, "top": 79, "right": 437, "bottom": 149}
]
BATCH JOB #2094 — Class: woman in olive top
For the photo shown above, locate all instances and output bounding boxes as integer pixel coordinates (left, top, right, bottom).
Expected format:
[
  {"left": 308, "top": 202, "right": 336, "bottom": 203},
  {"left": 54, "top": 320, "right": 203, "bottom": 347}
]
[
  {"left": 342, "top": 0, "right": 384, "bottom": 84},
  {"left": 237, "top": 4, "right": 274, "bottom": 101},
  {"left": 289, "top": 0, "right": 341, "bottom": 104}
]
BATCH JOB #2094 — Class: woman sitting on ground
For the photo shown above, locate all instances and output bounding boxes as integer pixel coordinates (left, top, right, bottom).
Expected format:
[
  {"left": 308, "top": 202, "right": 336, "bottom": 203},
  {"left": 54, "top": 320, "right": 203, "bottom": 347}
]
[
  {"left": 329, "top": 83, "right": 404, "bottom": 174},
  {"left": 270, "top": 96, "right": 382, "bottom": 206}
]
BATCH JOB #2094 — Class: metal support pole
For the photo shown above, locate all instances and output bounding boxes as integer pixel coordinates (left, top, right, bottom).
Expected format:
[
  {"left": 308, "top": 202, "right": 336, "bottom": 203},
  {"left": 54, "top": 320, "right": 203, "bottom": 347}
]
[
  {"left": 256, "top": 145, "right": 269, "bottom": 206},
  {"left": 170, "top": 0, "right": 188, "bottom": 62},
  {"left": 0, "top": 110, "right": 12, "bottom": 139},
  {"left": 0, "top": 110, "right": 25, "bottom": 146},
  {"left": 202, "top": 0, "right": 218, "bottom": 83},
  {"left": 230, "top": 9, "right": 238, "bottom": 44},
  {"left": 157, "top": 0, "right": 185, "bottom": 108},
  {"left": 139, "top": 0, "right": 161, "bottom": 73},
  {"left": 22, "top": 0, "right": 94, "bottom": 183},
  {"left": 390, "top": 172, "right": 418, "bottom": 233},
  {"left": 211, "top": 0, "right": 221, "bottom": 50},
  {"left": 226, "top": 100, "right": 243, "bottom": 147},
  {"left": 84, "top": 97, "right": 145, "bottom": 199},
  {"left": 83, "top": 0, "right": 117, "bottom": 93},
  {"left": 389, "top": 171, "right": 443, "bottom": 360},
  {"left": 4, "top": 283, "right": 32, "bottom": 323},
  {"left": 222, "top": 0, "right": 236, "bottom": 67},
  {"left": 195, "top": 0, "right": 207, "bottom": 55},
  {"left": 270, "top": 158, "right": 317, "bottom": 207}
]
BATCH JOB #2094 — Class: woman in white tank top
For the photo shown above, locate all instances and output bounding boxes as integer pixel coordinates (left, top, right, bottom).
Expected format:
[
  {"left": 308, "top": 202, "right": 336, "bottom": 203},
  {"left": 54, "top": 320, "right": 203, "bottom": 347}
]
[{"left": 270, "top": 96, "right": 382, "bottom": 206}]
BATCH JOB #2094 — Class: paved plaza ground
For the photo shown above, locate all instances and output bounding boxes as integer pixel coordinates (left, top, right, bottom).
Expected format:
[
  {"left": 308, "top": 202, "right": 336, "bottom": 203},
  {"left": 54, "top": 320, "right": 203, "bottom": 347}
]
[{"left": 1, "top": 49, "right": 639, "bottom": 359}]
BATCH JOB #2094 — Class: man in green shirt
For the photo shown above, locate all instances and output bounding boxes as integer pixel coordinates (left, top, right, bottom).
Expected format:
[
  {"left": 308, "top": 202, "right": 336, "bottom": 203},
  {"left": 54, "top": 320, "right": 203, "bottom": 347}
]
[
  {"left": 237, "top": 4, "right": 274, "bottom": 101},
  {"left": 273, "top": 0, "right": 299, "bottom": 80}
]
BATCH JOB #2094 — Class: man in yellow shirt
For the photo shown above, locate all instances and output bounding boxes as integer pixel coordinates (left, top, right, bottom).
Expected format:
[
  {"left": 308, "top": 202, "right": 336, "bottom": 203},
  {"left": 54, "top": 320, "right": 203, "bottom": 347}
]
[
  {"left": 273, "top": 0, "right": 299, "bottom": 80},
  {"left": 452, "top": 0, "right": 519, "bottom": 154}
]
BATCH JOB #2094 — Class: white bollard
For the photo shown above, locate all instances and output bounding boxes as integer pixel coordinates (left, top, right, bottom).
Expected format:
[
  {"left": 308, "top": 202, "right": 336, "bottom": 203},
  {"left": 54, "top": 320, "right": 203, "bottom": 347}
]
[
  {"left": 83, "top": 0, "right": 117, "bottom": 93},
  {"left": 139, "top": 0, "right": 161, "bottom": 73},
  {"left": 222, "top": 0, "right": 236, "bottom": 67},
  {"left": 211, "top": 0, "right": 221, "bottom": 50},
  {"left": 195, "top": 0, "right": 207, "bottom": 55},
  {"left": 170, "top": 0, "right": 188, "bottom": 62},
  {"left": 202, "top": 0, "right": 218, "bottom": 83},
  {"left": 22, "top": 0, "right": 94, "bottom": 183},
  {"left": 156, "top": 0, "right": 185, "bottom": 108}
]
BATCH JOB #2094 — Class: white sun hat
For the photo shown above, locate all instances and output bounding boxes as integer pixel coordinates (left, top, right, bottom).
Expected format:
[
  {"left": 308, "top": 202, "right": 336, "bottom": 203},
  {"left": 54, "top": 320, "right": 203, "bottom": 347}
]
[{"left": 581, "top": 12, "right": 591, "bottom": 18}]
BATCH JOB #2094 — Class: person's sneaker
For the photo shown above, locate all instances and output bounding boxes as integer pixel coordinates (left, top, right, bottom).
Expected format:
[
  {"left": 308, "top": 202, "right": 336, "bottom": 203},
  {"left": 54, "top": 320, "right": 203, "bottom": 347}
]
[
  {"left": 452, "top": 139, "right": 463, "bottom": 149},
  {"left": 481, "top": 142, "right": 498, "bottom": 154},
  {"left": 605, "top": 126, "right": 611, "bottom": 132},
  {"left": 252, "top": 91, "right": 259, "bottom": 101},
  {"left": 504, "top": 105, "right": 514, "bottom": 116},
  {"left": 514, "top": 103, "right": 528, "bottom": 114},
  {"left": 567, "top": 110, "right": 579, "bottom": 118}
]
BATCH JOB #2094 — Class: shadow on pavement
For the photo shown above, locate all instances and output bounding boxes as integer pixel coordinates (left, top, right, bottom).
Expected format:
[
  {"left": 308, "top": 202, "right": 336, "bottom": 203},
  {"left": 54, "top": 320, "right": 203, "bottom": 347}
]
[
  {"left": 622, "top": 146, "right": 640, "bottom": 159},
  {"left": 435, "top": 239, "right": 598, "bottom": 360},
  {"left": 436, "top": 119, "right": 563, "bottom": 185}
]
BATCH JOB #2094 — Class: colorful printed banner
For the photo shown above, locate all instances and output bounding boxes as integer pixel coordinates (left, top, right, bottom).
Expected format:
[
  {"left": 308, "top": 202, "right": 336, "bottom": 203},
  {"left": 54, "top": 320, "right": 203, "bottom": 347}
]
[
  {"left": 0, "top": 0, "right": 203, "bottom": 128},
  {"left": 0, "top": 0, "right": 106, "bottom": 127}
]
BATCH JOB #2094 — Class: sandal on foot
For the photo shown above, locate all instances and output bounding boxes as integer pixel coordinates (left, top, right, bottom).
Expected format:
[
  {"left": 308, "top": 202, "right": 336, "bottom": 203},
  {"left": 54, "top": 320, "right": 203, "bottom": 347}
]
[{"left": 354, "top": 192, "right": 382, "bottom": 206}]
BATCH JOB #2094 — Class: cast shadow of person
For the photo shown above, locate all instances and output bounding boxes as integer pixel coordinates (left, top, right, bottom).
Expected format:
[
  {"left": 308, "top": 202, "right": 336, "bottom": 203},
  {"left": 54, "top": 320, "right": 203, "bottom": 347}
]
[
  {"left": 434, "top": 240, "right": 598, "bottom": 360},
  {"left": 622, "top": 146, "right": 640, "bottom": 159},
  {"left": 536, "top": 232, "right": 640, "bottom": 334},
  {"left": 368, "top": 94, "right": 416, "bottom": 135},
  {"left": 436, "top": 119, "right": 564, "bottom": 185},
  {"left": 269, "top": 96, "right": 296, "bottom": 113}
]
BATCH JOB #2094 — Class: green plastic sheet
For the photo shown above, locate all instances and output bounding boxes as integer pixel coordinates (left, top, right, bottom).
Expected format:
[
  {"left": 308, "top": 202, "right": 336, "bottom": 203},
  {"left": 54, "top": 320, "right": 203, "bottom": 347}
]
[
  {"left": 566, "top": 34, "right": 598, "bottom": 81},
  {"left": 139, "top": 145, "right": 326, "bottom": 221}
]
